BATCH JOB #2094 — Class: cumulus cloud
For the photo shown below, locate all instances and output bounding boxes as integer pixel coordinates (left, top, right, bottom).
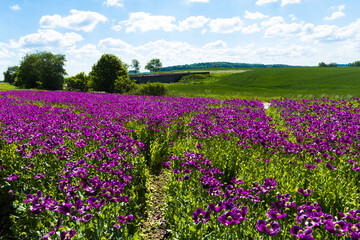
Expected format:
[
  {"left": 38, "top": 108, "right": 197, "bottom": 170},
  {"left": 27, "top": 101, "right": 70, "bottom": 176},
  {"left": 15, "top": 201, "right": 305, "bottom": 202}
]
[
  {"left": 0, "top": 43, "right": 14, "bottom": 58},
  {"left": 40, "top": 9, "right": 108, "bottom": 32},
  {"left": 242, "top": 24, "right": 261, "bottom": 34},
  {"left": 289, "top": 14, "right": 296, "bottom": 21},
  {"left": 103, "top": 0, "right": 124, "bottom": 7},
  {"left": 244, "top": 11, "right": 268, "bottom": 20},
  {"left": 98, "top": 38, "right": 132, "bottom": 50},
  {"left": 281, "top": 0, "right": 301, "bottom": 6},
  {"left": 115, "top": 12, "right": 178, "bottom": 32},
  {"left": 10, "top": 4, "right": 20, "bottom": 11},
  {"left": 324, "top": 12, "right": 345, "bottom": 21},
  {"left": 259, "top": 15, "right": 360, "bottom": 43},
  {"left": 178, "top": 16, "right": 210, "bottom": 31},
  {"left": 13, "top": 29, "right": 83, "bottom": 49},
  {"left": 256, "top": 0, "right": 301, "bottom": 6},
  {"left": 94, "top": 38, "right": 320, "bottom": 70},
  {"left": 325, "top": 5, "right": 346, "bottom": 21},
  {"left": 256, "top": 0, "right": 278, "bottom": 6},
  {"left": 203, "top": 40, "right": 227, "bottom": 49},
  {"left": 66, "top": 44, "right": 101, "bottom": 58},
  {"left": 208, "top": 17, "right": 243, "bottom": 33},
  {"left": 185, "top": 0, "right": 209, "bottom": 3}
]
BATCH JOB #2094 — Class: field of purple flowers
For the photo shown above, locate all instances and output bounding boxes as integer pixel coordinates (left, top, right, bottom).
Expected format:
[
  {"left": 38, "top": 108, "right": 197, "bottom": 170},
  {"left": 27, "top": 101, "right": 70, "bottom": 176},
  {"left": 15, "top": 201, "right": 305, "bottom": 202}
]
[{"left": 0, "top": 91, "right": 359, "bottom": 239}]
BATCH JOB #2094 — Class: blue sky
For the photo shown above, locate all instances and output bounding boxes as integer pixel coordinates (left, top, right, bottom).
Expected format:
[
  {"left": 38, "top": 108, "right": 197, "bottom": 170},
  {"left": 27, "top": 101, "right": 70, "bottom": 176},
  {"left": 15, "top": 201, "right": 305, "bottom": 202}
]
[{"left": 1, "top": 0, "right": 360, "bottom": 77}]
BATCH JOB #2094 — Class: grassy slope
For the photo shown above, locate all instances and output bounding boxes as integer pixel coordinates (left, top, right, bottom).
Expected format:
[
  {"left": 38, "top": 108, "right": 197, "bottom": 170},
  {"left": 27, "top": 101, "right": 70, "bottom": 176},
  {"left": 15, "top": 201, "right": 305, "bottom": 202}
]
[
  {"left": 0, "top": 82, "right": 18, "bottom": 91},
  {"left": 166, "top": 67, "right": 360, "bottom": 100}
]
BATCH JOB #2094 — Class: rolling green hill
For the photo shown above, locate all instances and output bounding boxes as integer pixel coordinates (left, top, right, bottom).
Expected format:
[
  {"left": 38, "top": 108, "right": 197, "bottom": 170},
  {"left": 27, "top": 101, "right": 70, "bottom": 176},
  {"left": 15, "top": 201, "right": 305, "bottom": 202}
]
[{"left": 166, "top": 67, "right": 360, "bottom": 100}]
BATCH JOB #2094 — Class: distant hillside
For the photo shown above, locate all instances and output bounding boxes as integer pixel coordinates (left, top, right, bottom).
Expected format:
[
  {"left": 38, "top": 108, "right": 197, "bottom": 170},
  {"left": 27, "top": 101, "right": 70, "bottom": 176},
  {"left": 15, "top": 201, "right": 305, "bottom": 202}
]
[
  {"left": 161, "top": 62, "right": 298, "bottom": 72},
  {"left": 166, "top": 67, "right": 360, "bottom": 100}
]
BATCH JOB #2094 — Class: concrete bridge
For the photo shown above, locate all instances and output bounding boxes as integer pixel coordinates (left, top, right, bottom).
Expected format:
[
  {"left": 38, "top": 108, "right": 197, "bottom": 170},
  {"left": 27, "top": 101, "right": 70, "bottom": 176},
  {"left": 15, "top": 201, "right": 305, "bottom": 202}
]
[{"left": 129, "top": 72, "right": 210, "bottom": 84}]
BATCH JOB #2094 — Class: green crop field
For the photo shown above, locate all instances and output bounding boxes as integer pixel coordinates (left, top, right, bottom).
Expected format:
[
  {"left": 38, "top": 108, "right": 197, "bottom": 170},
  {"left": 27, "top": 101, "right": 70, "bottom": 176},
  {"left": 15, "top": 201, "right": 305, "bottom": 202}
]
[{"left": 166, "top": 67, "right": 360, "bottom": 100}]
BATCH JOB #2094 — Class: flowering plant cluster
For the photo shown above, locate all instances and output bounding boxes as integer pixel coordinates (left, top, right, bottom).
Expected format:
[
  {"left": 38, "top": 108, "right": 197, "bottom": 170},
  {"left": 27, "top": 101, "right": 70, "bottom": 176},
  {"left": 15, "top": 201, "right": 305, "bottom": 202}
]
[{"left": 1, "top": 91, "right": 360, "bottom": 239}]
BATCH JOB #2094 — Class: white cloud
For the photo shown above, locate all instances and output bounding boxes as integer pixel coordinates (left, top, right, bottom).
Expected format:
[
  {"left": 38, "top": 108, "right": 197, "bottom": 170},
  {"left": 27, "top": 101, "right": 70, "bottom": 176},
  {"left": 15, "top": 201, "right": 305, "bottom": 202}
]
[
  {"left": 244, "top": 11, "right": 268, "bottom": 20},
  {"left": 14, "top": 29, "right": 83, "bottom": 49},
  {"left": 185, "top": 0, "right": 209, "bottom": 3},
  {"left": 0, "top": 43, "right": 14, "bottom": 58},
  {"left": 325, "top": 5, "right": 345, "bottom": 21},
  {"left": 98, "top": 38, "right": 132, "bottom": 50},
  {"left": 331, "top": 4, "right": 345, "bottom": 12},
  {"left": 324, "top": 12, "right": 345, "bottom": 21},
  {"left": 256, "top": 0, "right": 278, "bottom": 6},
  {"left": 256, "top": 0, "right": 301, "bottom": 6},
  {"left": 66, "top": 44, "right": 101, "bottom": 58},
  {"left": 208, "top": 17, "right": 243, "bottom": 33},
  {"left": 242, "top": 24, "right": 261, "bottom": 34},
  {"left": 103, "top": 0, "right": 124, "bottom": 7},
  {"left": 254, "top": 44, "right": 315, "bottom": 58},
  {"left": 281, "top": 0, "right": 301, "bottom": 6},
  {"left": 203, "top": 40, "right": 227, "bottom": 49},
  {"left": 10, "top": 4, "right": 20, "bottom": 11},
  {"left": 264, "top": 21, "right": 304, "bottom": 38},
  {"left": 178, "top": 16, "right": 210, "bottom": 31},
  {"left": 261, "top": 16, "right": 284, "bottom": 27},
  {"left": 116, "top": 12, "right": 178, "bottom": 32},
  {"left": 289, "top": 14, "right": 296, "bottom": 21},
  {"left": 40, "top": 9, "right": 108, "bottom": 32}
]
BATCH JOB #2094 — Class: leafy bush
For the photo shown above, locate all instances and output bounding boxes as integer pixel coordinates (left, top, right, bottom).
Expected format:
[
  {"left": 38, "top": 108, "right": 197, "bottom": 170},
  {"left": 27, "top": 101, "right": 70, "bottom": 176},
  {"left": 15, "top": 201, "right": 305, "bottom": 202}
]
[
  {"left": 66, "top": 72, "right": 90, "bottom": 92},
  {"left": 180, "top": 74, "right": 208, "bottom": 84},
  {"left": 136, "top": 82, "right": 168, "bottom": 96},
  {"left": 114, "top": 76, "right": 138, "bottom": 94}
]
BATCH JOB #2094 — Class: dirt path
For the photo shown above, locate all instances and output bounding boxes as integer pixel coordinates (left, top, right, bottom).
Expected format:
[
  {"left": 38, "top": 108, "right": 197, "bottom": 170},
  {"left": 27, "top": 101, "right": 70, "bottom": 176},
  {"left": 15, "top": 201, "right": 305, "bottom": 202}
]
[{"left": 141, "top": 170, "right": 170, "bottom": 239}]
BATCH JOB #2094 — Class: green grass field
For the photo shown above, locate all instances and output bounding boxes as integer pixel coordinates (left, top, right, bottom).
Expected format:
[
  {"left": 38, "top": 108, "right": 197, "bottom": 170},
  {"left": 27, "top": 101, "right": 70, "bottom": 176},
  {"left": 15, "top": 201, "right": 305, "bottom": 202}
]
[
  {"left": 0, "top": 82, "right": 18, "bottom": 91},
  {"left": 166, "top": 67, "right": 360, "bottom": 100}
]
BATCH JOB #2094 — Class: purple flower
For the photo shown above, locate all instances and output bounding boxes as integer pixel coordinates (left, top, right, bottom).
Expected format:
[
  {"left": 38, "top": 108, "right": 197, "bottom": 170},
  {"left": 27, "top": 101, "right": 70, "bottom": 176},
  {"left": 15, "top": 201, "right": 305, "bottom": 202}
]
[
  {"left": 42, "top": 218, "right": 63, "bottom": 239},
  {"left": 326, "top": 162, "right": 337, "bottom": 170},
  {"left": 231, "top": 177, "right": 244, "bottom": 185},
  {"left": 60, "top": 229, "right": 76, "bottom": 240},
  {"left": 303, "top": 216, "right": 321, "bottom": 228},
  {"left": 297, "top": 188, "right": 312, "bottom": 196},
  {"left": 163, "top": 162, "right": 171, "bottom": 167},
  {"left": 305, "top": 164, "right": 317, "bottom": 170},
  {"left": 5, "top": 174, "right": 19, "bottom": 181},
  {"left": 256, "top": 219, "right": 281, "bottom": 236},
  {"left": 326, "top": 221, "right": 350, "bottom": 236},
  {"left": 208, "top": 203, "right": 224, "bottom": 212},
  {"left": 218, "top": 207, "right": 247, "bottom": 226},
  {"left": 266, "top": 209, "right": 287, "bottom": 220},
  {"left": 118, "top": 214, "right": 134, "bottom": 224},
  {"left": 80, "top": 214, "right": 93, "bottom": 223},
  {"left": 9, "top": 189, "right": 14, "bottom": 197},
  {"left": 173, "top": 169, "right": 180, "bottom": 174},
  {"left": 34, "top": 173, "right": 47, "bottom": 179},
  {"left": 192, "top": 208, "right": 211, "bottom": 224},
  {"left": 339, "top": 210, "right": 356, "bottom": 220},
  {"left": 290, "top": 225, "right": 313, "bottom": 239}
]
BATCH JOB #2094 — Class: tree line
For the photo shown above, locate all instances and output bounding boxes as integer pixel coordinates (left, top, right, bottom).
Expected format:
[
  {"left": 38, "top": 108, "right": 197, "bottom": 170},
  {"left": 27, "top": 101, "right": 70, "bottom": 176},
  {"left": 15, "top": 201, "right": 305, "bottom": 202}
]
[
  {"left": 2, "top": 51, "right": 166, "bottom": 95},
  {"left": 160, "top": 62, "right": 294, "bottom": 71},
  {"left": 318, "top": 61, "right": 360, "bottom": 67}
]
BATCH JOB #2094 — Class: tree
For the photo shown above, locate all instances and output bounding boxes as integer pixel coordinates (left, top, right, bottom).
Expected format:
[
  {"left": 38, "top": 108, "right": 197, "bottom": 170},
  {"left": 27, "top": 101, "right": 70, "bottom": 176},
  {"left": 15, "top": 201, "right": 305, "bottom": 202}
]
[
  {"left": 3, "top": 66, "right": 18, "bottom": 84},
  {"left": 328, "top": 62, "right": 338, "bottom": 67},
  {"left": 131, "top": 59, "right": 140, "bottom": 73},
  {"left": 318, "top": 62, "right": 327, "bottom": 67},
  {"left": 16, "top": 52, "right": 66, "bottom": 90},
  {"left": 89, "top": 53, "right": 129, "bottom": 93},
  {"left": 350, "top": 61, "right": 360, "bottom": 67},
  {"left": 145, "top": 58, "right": 162, "bottom": 72},
  {"left": 66, "top": 72, "right": 90, "bottom": 92}
]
